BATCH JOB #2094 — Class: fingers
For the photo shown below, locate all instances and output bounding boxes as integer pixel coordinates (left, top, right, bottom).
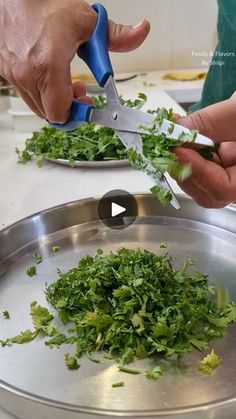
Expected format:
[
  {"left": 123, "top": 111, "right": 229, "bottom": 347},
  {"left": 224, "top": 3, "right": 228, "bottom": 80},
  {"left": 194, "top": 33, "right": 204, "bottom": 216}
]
[
  {"left": 38, "top": 60, "right": 73, "bottom": 123},
  {"left": 15, "top": 87, "right": 44, "bottom": 119},
  {"left": 177, "top": 178, "right": 228, "bottom": 208},
  {"left": 72, "top": 82, "right": 93, "bottom": 106},
  {"left": 176, "top": 94, "right": 236, "bottom": 144},
  {"left": 174, "top": 147, "right": 236, "bottom": 206},
  {"left": 72, "top": 81, "right": 86, "bottom": 98},
  {"left": 217, "top": 142, "right": 236, "bottom": 168},
  {"left": 108, "top": 19, "right": 150, "bottom": 52}
]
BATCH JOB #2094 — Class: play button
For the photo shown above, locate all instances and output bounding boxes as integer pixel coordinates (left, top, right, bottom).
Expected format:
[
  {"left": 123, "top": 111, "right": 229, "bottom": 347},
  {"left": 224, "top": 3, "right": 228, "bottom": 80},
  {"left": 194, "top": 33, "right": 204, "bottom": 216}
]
[
  {"left": 112, "top": 202, "right": 126, "bottom": 217},
  {"left": 98, "top": 189, "right": 138, "bottom": 230}
]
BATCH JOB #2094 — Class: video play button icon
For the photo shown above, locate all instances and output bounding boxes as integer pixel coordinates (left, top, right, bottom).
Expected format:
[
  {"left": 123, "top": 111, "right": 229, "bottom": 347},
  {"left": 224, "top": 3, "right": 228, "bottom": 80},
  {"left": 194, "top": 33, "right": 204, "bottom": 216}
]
[
  {"left": 98, "top": 189, "right": 138, "bottom": 230},
  {"left": 112, "top": 202, "right": 126, "bottom": 217}
]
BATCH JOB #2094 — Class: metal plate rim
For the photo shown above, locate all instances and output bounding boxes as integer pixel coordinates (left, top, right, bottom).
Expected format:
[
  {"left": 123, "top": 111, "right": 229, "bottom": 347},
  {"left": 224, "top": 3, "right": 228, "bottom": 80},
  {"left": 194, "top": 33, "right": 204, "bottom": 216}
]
[
  {"left": 1, "top": 376, "right": 236, "bottom": 418},
  {"left": 46, "top": 157, "right": 130, "bottom": 169},
  {"left": 0, "top": 192, "right": 188, "bottom": 234},
  {"left": 1, "top": 192, "right": 236, "bottom": 235}
]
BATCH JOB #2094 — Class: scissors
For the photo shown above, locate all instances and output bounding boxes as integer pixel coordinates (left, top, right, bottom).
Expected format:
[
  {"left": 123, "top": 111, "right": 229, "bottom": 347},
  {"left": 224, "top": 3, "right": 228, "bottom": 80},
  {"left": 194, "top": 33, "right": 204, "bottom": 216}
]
[{"left": 51, "top": 3, "right": 214, "bottom": 210}]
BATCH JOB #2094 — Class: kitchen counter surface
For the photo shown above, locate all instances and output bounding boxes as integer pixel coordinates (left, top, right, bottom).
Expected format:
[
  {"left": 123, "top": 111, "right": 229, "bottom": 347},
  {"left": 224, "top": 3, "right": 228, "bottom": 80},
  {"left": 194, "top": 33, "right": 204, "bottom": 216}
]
[{"left": 0, "top": 71, "right": 201, "bottom": 418}]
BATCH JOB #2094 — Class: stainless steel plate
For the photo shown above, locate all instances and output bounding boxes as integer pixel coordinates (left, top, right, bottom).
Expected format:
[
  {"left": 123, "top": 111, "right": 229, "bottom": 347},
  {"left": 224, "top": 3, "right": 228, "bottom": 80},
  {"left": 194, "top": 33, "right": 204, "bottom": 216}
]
[
  {"left": 46, "top": 157, "right": 130, "bottom": 168},
  {"left": 1, "top": 194, "right": 236, "bottom": 419}
]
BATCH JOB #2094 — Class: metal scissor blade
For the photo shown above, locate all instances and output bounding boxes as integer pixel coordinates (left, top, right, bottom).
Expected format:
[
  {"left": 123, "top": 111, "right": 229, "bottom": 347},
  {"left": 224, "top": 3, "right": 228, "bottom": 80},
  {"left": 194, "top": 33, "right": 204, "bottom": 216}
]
[
  {"left": 91, "top": 106, "right": 155, "bottom": 133},
  {"left": 147, "top": 164, "right": 181, "bottom": 210},
  {"left": 115, "top": 130, "right": 180, "bottom": 210},
  {"left": 90, "top": 107, "right": 214, "bottom": 148}
]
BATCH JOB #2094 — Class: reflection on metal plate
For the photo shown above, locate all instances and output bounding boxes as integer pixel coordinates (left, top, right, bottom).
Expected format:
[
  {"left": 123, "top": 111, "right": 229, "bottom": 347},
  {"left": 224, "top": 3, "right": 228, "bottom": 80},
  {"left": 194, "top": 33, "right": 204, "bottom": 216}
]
[{"left": 0, "top": 195, "right": 236, "bottom": 419}]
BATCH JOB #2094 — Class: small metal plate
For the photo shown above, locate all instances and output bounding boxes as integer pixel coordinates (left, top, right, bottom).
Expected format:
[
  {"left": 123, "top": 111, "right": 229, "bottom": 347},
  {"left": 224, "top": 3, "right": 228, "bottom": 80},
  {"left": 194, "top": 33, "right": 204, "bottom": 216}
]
[
  {"left": 46, "top": 157, "right": 130, "bottom": 168},
  {"left": 1, "top": 195, "right": 236, "bottom": 419}
]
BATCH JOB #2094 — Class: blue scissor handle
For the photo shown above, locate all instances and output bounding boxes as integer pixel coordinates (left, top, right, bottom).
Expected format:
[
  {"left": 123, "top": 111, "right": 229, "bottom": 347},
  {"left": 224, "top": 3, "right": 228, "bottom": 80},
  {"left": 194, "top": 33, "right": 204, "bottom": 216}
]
[
  {"left": 51, "top": 101, "right": 93, "bottom": 131},
  {"left": 78, "top": 3, "right": 113, "bottom": 87},
  {"left": 50, "top": 3, "right": 113, "bottom": 131}
]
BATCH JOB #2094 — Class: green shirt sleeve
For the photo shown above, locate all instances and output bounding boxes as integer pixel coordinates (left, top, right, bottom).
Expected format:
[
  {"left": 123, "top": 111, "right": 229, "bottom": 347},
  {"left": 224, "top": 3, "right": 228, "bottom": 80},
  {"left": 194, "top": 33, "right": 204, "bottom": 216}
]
[{"left": 191, "top": 0, "right": 236, "bottom": 111}]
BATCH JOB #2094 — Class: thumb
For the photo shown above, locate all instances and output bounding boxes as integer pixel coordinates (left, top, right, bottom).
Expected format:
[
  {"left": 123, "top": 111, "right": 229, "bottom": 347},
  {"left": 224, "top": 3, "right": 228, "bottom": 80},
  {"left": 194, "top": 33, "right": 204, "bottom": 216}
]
[
  {"left": 176, "top": 93, "right": 236, "bottom": 144},
  {"left": 108, "top": 19, "right": 150, "bottom": 52}
]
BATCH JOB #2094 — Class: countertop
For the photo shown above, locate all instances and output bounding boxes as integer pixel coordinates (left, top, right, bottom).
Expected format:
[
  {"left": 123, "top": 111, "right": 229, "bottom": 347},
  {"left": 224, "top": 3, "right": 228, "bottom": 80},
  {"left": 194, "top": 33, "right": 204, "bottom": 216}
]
[{"left": 0, "top": 70, "right": 203, "bottom": 418}]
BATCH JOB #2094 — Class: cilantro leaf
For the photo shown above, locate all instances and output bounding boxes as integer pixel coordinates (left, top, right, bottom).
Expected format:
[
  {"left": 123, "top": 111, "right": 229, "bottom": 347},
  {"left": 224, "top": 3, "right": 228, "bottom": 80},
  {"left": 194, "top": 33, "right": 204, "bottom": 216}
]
[
  {"left": 27, "top": 266, "right": 37, "bottom": 277},
  {"left": 51, "top": 246, "right": 61, "bottom": 253},
  {"left": 198, "top": 350, "right": 222, "bottom": 374},
  {"left": 30, "top": 301, "right": 54, "bottom": 331},
  {"left": 3, "top": 310, "right": 10, "bottom": 319},
  {"left": 146, "top": 366, "right": 163, "bottom": 380},
  {"left": 189, "top": 338, "right": 209, "bottom": 352},
  {"left": 32, "top": 252, "right": 42, "bottom": 264},
  {"left": 223, "top": 303, "right": 236, "bottom": 323},
  {"left": 150, "top": 185, "right": 172, "bottom": 206},
  {"left": 64, "top": 353, "right": 80, "bottom": 370},
  {"left": 45, "top": 334, "right": 76, "bottom": 348},
  {"left": 29, "top": 301, "right": 59, "bottom": 338},
  {"left": 2, "top": 330, "right": 37, "bottom": 345}
]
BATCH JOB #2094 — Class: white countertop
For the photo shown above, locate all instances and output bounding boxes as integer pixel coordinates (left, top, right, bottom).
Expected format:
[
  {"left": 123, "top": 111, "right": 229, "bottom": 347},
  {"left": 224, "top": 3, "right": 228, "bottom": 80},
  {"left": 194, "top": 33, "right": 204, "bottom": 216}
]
[{"left": 0, "top": 71, "right": 201, "bottom": 418}]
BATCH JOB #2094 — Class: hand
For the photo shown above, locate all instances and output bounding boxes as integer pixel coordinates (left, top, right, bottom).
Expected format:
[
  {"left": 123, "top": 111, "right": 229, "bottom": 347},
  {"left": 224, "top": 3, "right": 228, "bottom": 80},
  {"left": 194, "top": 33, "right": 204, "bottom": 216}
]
[
  {"left": 0, "top": 0, "right": 150, "bottom": 122},
  {"left": 174, "top": 93, "right": 236, "bottom": 208}
]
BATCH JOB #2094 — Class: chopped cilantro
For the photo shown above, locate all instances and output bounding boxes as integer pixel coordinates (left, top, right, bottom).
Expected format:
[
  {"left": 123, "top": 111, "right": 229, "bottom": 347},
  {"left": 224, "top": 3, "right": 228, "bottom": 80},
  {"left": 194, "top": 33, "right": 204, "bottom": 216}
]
[
  {"left": 160, "top": 242, "right": 167, "bottom": 249},
  {"left": 3, "top": 310, "right": 10, "bottom": 319},
  {"left": 112, "top": 381, "right": 125, "bottom": 388},
  {"left": 1, "top": 330, "right": 37, "bottom": 346},
  {"left": 64, "top": 353, "right": 80, "bottom": 370},
  {"left": 223, "top": 302, "right": 236, "bottom": 323},
  {"left": 1, "top": 247, "right": 236, "bottom": 379},
  {"left": 150, "top": 185, "right": 172, "bottom": 206},
  {"left": 146, "top": 366, "right": 163, "bottom": 380},
  {"left": 118, "top": 366, "right": 141, "bottom": 375},
  {"left": 1, "top": 302, "right": 58, "bottom": 347},
  {"left": 199, "top": 350, "right": 222, "bottom": 374},
  {"left": 51, "top": 246, "right": 60, "bottom": 253},
  {"left": 30, "top": 301, "right": 55, "bottom": 335},
  {"left": 168, "top": 123, "right": 175, "bottom": 135},
  {"left": 45, "top": 334, "right": 76, "bottom": 348},
  {"left": 45, "top": 247, "right": 236, "bottom": 369},
  {"left": 27, "top": 266, "right": 37, "bottom": 277},
  {"left": 32, "top": 252, "right": 42, "bottom": 264},
  {"left": 189, "top": 338, "right": 209, "bottom": 352}
]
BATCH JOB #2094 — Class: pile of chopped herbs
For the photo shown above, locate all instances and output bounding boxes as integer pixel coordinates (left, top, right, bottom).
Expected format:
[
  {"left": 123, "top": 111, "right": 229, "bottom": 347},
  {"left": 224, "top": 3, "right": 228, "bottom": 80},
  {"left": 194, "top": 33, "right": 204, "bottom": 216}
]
[{"left": 1, "top": 247, "right": 235, "bottom": 379}]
